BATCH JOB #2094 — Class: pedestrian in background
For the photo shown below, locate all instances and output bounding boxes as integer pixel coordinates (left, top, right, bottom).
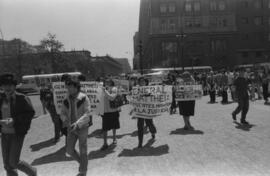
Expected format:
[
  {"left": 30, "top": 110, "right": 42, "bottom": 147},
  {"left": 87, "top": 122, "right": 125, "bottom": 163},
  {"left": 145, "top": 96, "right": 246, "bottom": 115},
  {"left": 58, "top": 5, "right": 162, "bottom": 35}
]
[
  {"left": 60, "top": 79, "right": 91, "bottom": 176},
  {"left": 232, "top": 69, "right": 250, "bottom": 125},
  {"left": 207, "top": 71, "right": 216, "bottom": 103},
  {"left": 100, "top": 79, "right": 121, "bottom": 151},
  {"left": 177, "top": 72, "right": 196, "bottom": 130},
  {"left": 262, "top": 70, "right": 270, "bottom": 104},
  {"left": 0, "top": 73, "right": 37, "bottom": 176}
]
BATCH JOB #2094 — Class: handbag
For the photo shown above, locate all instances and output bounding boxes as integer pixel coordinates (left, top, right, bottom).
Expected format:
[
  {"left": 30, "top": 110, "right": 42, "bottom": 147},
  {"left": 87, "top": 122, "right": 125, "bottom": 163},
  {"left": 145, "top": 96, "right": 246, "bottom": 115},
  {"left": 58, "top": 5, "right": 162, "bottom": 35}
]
[{"left": 110, "top": 94, "right": 124, "bottom": 109}]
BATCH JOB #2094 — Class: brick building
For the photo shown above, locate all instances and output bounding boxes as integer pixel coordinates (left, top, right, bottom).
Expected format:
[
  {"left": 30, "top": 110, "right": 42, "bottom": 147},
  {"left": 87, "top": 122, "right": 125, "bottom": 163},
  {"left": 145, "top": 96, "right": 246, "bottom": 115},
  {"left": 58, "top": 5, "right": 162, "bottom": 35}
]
[{"left": 135, "top": 0, "right": 270, "bottom": 70}]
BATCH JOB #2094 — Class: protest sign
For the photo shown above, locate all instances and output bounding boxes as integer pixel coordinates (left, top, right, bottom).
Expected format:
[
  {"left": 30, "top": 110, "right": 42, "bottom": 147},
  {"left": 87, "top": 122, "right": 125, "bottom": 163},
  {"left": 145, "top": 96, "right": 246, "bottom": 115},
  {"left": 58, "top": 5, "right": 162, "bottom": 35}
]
[
  {"left": 129, "top": 85, "right": 172, "bottom": 119},
  {"left": 112, "top": 79, "right": 130, "bottom": 94},
  {"left": 80, "top": 81, "right": 104, "bottom": 115},
  {"left": 175, "top": 84, "right": 203, "bottom": 101},
  {"left": 52, "top": 82, "right": 67, "bottom": 115},
  {"left": 52, "top": 81, "right": 104, "bottom": 115}
]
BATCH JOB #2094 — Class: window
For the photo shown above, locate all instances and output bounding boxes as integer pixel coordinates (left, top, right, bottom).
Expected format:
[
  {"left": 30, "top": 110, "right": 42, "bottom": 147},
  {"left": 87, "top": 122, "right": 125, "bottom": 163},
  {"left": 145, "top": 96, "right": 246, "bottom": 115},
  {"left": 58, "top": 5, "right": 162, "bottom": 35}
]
[
  {"left": 242, "top": 52, "right": 248, "bottom": 58},
  {"left": 254, "top": 0, "right": 263, "bottom": 9},
  {"left": 242, "top": 17, "right": 249, "bottom": 24},
  {"left": 256, "top": 51, "right": 262, "bottom": 57},
  {"left": 160, "top": 19, "right": 167, "bottom": 32},
  {"left": 222, "top": 19, "right": 227, "bottom": 27},
  {"left": 168, "top": 3, "right": 176, "bottom": 13},
  {"left": 160, "top": 4, "right": 167, "bottom": 13},
  {"left": 211, "top": 40, "right": 226, "bottom": 52},
  {"left": 185, "top": 19, "right": 193, "bottom": 27},
  {"left": 194, "top": 18, "right": 201, "bottom": 27},
  {"left": 194, "top": 2, "right": 201, "bottom": 11},
  {"left": 185, "top": 0, "right": 192, "bottom": 12},
  {"left": 218, "top": 1, "right": 226, "bottom": 11},
  {"left": 168, "top": 19, "right": 176, "bottom": 31},
  {"left": 162, "top": 42, "right": 177, "bottom": 53},
  {"left": 210, "top": 1, "right": 217, "bottom": 11},
  {"left": 254, "top": 16, "right": 263, "bottom": 25}
]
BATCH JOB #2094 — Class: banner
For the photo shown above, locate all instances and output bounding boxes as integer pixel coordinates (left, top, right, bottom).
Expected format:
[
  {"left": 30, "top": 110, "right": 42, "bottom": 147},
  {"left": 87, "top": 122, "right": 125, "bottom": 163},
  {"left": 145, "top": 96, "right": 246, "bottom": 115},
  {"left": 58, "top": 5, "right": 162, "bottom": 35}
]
[
  {"left": 129, "top": 85, "right": 172, "bottom": 119},
  {"left": 52, "top": 81, "right": 104, "bottom": 115},
  {"left": 175, "top": 84, "right": 203, "bottom": 101},
  {"left": 52, "top": 82, "right": 67, "bottom": 115},
  {"left": 112, "top": 79, "right": 130, "bottom": 94}
]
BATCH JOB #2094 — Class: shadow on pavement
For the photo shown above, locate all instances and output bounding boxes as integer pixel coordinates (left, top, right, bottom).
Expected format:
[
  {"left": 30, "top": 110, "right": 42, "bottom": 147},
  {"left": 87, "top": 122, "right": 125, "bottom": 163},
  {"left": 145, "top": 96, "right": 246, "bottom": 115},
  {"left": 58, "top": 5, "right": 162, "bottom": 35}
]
[
  {"left": 88, "top": 128, "right": 148, "bottom": 139},
  {"left": 30, "top": 138, "right": 56, "bottom": 152},
  {"left": 207, "top": 101, "right": 218, "bottom": 104},
  {"left": 88, "top": 144, "right": 116, "bottom": 160},
  {"left": 221, "top": 101, "right": 235, "bottom": 105},
  {"left": 31, "top": 146, "right": 72, "bottom": 166},
  {"left": 170, "top": 128, "right": 204, "bottom": 135},
  {"left": 234, "top": 122, "right": 255, "bottom": 131},
  {"left": 88, "top": 129, "right": 103, "bottom": 138},
  {"left": 118, "top": 139, "right": 169, "bottom": 157}
]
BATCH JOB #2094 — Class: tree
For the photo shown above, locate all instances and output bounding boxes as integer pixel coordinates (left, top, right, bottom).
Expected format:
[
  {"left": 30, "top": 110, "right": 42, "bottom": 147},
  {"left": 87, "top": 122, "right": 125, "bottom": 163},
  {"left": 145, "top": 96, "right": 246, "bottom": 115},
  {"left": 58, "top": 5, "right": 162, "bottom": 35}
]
[{"left": 39, "top": 33, "right": 63, "bottom": 52}]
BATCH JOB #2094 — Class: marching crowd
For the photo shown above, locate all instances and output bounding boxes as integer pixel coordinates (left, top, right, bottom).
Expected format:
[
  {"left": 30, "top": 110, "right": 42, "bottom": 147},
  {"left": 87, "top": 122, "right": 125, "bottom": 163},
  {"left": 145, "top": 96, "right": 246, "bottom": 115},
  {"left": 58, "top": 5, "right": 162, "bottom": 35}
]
[{"left": 0, "top": 67, "right": 269, "bottom": 176}]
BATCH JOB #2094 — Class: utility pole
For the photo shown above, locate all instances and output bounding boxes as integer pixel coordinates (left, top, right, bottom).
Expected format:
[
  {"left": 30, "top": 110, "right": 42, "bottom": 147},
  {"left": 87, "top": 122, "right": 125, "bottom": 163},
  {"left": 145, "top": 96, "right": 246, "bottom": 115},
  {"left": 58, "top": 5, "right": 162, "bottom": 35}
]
[
  {"left": 176, "top": 32, "right": 186, "bottom": 72},
  {"left": 138, "top": 40, "right": 143, "bottom": 75}
]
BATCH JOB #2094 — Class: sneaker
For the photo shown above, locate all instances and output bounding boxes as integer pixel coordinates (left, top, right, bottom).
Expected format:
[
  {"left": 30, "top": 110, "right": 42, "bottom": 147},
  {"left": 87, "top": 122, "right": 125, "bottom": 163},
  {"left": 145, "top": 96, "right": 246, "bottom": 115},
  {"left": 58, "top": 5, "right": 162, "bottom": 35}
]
[
  {"left": 241, "top": 120, "right": 250, "bottom": 125},
  {"left": 232, "top": 113, "right": 236, "bottom": 121},
  {"left": 100, "top": 144, "right": 109, "bottom": 151}
]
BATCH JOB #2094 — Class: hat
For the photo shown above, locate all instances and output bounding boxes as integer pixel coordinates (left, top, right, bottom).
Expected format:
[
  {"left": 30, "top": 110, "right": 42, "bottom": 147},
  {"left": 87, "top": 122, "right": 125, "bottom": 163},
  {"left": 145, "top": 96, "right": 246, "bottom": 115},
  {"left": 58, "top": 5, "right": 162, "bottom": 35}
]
[{"left": 0, "top": 73, "right": 17, "bottom": 86}]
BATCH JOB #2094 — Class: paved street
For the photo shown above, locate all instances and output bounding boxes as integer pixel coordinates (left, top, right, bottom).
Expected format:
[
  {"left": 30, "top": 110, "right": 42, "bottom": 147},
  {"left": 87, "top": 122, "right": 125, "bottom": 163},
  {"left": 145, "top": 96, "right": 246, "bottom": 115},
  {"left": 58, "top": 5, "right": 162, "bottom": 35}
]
[{"left": 1, "top": 95, "right": 270, "bottom": 176}]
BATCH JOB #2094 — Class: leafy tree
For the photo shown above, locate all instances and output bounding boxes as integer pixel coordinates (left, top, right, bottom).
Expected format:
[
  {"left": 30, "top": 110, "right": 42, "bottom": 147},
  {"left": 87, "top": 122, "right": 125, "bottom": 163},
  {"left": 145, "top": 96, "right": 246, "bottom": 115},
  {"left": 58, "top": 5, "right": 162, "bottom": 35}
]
[{"left": 40, "top": 33, "right": 63, "bottom": 52}]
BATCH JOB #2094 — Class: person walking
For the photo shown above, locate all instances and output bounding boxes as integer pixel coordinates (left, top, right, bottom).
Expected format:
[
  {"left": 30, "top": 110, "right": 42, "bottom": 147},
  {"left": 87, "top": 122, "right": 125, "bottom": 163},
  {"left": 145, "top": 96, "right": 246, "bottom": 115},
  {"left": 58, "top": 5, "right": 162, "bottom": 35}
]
[
  {"left": 0, "top": 73, "right": 37, "bottom": 176},
  {"left": 60, "top": 79, "right": 91, "bottom": 176},
  {"left": 207, "top": 71, "right": 216, "bottom": 103},
  {"left": 232, "top": 69, "right": 250, "bottom": 125},
  {"left": 100, "top": 79, "right": 121, "bottom": 150},
  {"left": 177, "top": 72, "right": 196, "bottom": 130},
  {"left": 262, "top": 70, "right": 269, "bottom": 104}
]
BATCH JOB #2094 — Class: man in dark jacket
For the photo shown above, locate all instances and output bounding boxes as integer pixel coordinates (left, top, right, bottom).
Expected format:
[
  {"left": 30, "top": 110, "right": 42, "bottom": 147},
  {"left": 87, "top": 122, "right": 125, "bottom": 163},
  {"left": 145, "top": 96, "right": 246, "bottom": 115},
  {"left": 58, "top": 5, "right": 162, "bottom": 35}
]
[
  {"left": 0, "top": 73, "right": 37, "bottom": 176},
  {"left": 232, "top": 69, "right": 250, "bottom": 125}
]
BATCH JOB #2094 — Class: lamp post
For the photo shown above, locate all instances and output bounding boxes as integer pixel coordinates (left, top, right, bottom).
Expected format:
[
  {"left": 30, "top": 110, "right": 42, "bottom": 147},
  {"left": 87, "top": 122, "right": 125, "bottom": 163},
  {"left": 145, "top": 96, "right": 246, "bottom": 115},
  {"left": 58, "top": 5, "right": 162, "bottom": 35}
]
[{"left": 176, "top": 32, "right": 187, "bottom": 72}]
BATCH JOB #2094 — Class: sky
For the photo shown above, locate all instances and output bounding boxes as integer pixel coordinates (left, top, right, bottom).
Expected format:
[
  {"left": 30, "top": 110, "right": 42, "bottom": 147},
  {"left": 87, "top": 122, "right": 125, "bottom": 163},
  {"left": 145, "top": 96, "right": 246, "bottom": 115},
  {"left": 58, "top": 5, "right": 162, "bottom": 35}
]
[{"left": 0, "top": 0, "right": 140, "bottom": 68}]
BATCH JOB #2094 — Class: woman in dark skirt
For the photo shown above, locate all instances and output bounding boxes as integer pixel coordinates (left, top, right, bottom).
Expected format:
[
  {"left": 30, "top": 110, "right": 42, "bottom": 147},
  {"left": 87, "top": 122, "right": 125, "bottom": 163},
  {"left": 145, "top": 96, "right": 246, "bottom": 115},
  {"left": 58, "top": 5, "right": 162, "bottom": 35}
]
[
  {"left": 100, "top": 79, "right": 120, "bottom": 151},
  {"left": 177, "top": 71, "right": 196, "bottom": 130}
]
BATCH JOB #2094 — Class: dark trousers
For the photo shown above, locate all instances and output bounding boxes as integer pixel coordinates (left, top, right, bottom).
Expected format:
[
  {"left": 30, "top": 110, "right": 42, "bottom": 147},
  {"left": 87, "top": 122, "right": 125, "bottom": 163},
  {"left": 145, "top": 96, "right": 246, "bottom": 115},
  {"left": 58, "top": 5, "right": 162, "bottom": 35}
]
[
  {"left": 137, "top": 118, "right": 156, "bottom": 146},
  {"left": 209, "top": 90, "right": 216, "bottom": 103},
  {"left": 262, "top": 83, "right": 269, "bottom": 101},
  {"left": 1, "top": 133, "right": 36, "bottom": 176},
  {"left": 51, "top": 114, "right": 62, "bottom": 139},
  {"left": 232, "top": 96, "right": 249, "bottom": 122},
  {"left": 221, "top": 88, "right": 228, "bottom": 103}
]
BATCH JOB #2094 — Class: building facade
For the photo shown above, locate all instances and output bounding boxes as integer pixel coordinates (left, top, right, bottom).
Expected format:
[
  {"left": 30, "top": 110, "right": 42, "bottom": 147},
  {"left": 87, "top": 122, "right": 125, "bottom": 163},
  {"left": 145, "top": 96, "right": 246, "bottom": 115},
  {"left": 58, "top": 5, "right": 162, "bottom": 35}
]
[{"left": 135, "top": 0, "right": 270, "bottom": 70}]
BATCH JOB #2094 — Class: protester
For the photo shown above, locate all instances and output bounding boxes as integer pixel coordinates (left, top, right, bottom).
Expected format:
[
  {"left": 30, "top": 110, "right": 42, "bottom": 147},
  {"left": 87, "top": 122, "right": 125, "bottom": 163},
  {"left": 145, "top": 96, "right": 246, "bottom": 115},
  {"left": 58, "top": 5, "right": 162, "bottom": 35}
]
[
  {"left": 100, "top": 79, "right": 121, "bottom": 151},
  {"left": 60, "top": 79, "right": 91, "bottom": 176},
  {"left": 132, "top": 77, "right": 157, "bottom": 148},
  {"left": 0, "top": 73, "right": 37, "bottom": 176},
  {"left": 232, "top": 69, "right": 250, "bottom": 125},
  {"left": 177, "top": 71, "right": 196, "bottom": 130},
  {"left": 262, "top": 70, "right": 270, "bottom": 104},
  {"left": 221, "top": 71, "right": 229, "bottom": 104},
  {"left": 207, "top": 71, "right": 216, "bottom": 103}
]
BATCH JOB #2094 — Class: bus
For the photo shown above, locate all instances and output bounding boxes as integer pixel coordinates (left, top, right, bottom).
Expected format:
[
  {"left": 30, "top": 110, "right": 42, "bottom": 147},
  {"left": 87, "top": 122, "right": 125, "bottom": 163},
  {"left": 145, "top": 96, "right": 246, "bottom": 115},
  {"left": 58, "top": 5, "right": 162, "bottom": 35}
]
[
  {"left": 16, "top": 72, "right": 82, "bottom": 94},
  {"left": 150, "top": 66, "right": 212, "bottom": 73}
]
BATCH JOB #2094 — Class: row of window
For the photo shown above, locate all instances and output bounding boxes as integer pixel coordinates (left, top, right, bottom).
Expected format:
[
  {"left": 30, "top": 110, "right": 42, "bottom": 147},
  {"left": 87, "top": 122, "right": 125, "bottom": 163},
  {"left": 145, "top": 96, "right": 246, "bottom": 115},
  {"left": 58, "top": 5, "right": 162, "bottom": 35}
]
[
  {"left": 241, "top": 16, "right": 270, "bottom": 26},
  {"left": 159, "top": 0, "right": 270, "bottom": 14}
]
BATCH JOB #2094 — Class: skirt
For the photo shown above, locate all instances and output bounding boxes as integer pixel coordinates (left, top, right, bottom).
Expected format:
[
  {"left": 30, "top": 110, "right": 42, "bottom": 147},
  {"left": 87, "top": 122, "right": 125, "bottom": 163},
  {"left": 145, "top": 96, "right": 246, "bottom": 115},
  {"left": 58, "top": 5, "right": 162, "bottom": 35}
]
[
  {"left": 178, "top": 100, "right": 195, "bottom": 116},
  {"left": 101, "top": 111, "right": 120, "bottom": 131}
]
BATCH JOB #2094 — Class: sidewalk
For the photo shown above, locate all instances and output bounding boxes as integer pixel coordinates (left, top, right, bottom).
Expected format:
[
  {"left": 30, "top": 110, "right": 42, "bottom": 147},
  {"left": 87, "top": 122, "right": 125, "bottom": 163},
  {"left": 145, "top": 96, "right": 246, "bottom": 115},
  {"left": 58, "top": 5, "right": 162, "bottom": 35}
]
[{"left": 1, "top": 96, "right": 270, "bottom": 176}]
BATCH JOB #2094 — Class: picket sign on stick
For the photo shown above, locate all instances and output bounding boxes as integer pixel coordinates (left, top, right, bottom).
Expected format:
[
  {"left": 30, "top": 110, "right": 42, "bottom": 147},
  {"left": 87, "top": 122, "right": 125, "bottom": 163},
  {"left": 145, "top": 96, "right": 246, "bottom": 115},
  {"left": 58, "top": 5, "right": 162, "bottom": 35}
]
[
  {"left": 112, "top": 79, "right": 130, "bottom": 94},
  {"left": 129, "top": 85, "right": 172, "bottom": 119},
  {"left": 175, "top": 83, "right": 203, "bottom": 101},
  {"left": 52, "top": 81, "right": 104, "bottom": 115}
]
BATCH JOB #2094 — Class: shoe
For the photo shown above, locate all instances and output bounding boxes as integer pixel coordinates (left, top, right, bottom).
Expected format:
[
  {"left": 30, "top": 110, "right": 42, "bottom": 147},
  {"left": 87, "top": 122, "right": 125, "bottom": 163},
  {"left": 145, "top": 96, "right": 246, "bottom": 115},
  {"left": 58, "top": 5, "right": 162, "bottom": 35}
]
[
  {"left": 100, "top": 144, "right": 109, "bottom": 151},
  {"left": 151, "top": 134, "right": 155, "bottom": 139},
  {"left": 31, "top": 167, "right": 37, "bottom": 176},
  {"left": 241, "top": 120, "right": 250, "bottom": 125},
  {"left": 76, "top": 173, "right": 86, "bottom": 176},
  {"left": 189, "top": 126, "right": 195, "bottom": 130},
  {"left": 137, "top": 144, "right": 143, "bottom": 148},
  {"left": 183, "top": 126, "right": 189, "bottom": 130},
  {"left": 232, "top": 113, "right": 236, "bottom": 121}
]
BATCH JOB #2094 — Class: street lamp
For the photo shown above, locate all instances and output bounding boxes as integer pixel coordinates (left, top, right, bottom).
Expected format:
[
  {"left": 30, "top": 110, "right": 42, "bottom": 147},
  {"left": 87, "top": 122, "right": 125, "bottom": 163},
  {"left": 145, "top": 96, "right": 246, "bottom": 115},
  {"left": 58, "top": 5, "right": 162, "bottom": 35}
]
[{"left": 176, "top": 32, "right": 187, "bottom": 72}]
